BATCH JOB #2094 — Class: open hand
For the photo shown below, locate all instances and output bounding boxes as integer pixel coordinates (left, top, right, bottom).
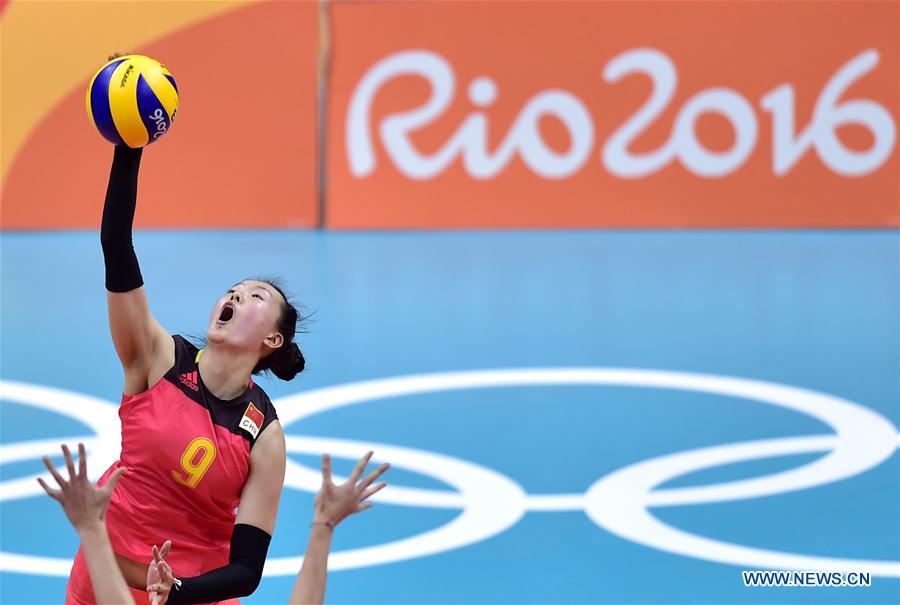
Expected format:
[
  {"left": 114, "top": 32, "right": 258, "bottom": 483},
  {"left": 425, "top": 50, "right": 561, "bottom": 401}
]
[
  {"left": 37, "top": 444, "right": 125, "bottom": 533},
  {"left": 313, "top": 451, "right": 389, "bottom": 527}
]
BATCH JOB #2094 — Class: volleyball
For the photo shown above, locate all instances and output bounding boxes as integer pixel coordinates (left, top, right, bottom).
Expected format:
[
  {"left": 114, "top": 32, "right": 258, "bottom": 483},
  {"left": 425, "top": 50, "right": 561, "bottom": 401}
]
[{"left": 85, "top": 54, "right": 179, "bottom": 148}]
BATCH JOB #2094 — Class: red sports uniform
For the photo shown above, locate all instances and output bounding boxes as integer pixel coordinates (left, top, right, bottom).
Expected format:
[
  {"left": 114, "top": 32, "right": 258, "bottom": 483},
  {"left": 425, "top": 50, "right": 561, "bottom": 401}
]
[{"left": 66, "top": 335, "right": 279, "bottom": 605}]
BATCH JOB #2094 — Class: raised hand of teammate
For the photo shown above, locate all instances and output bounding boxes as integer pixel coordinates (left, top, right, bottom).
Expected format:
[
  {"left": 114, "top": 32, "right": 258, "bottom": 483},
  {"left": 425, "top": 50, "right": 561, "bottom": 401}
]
[
  {"left": 314, "top": 450, "right": 390, "bottom": 527},
  {"left": 38, "top": 444, "right": 133, "bottom": 605},
  {"left": 146, "top": 540, "right": 174, "bottom": 605},
  {"left": 38, "top": 443, "right": 125, "bottom": 531},
  {"left": 288, "top": 451, "right": 390, "bottom": 605}
]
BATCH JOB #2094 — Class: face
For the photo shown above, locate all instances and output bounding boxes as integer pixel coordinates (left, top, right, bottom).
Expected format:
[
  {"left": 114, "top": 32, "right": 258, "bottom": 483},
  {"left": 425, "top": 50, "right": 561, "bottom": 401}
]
[{"left": 207, "top": 280, "right": 285, "bottom": 354}]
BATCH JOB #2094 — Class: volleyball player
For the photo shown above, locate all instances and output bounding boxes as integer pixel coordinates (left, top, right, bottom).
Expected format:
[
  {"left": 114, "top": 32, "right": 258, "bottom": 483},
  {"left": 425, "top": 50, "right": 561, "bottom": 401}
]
[
  {"left": 60, "top": 94, "right": 391, "bottom": 602},
  {"left": 62, "top": 140, "right": 288, "bottom": 604}
]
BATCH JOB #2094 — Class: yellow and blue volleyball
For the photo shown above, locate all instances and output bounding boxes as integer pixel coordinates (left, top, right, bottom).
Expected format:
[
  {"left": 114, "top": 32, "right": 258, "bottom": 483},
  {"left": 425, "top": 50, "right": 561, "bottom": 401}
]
[{"left": 85, "top": 55, "right": 179, "bottom": 148}]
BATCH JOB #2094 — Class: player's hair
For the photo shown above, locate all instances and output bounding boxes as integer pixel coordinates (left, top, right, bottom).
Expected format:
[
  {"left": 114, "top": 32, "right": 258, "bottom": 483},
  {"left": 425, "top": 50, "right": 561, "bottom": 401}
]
[{"left": 250, "top": 277, "right": 309, "bottom": 381}]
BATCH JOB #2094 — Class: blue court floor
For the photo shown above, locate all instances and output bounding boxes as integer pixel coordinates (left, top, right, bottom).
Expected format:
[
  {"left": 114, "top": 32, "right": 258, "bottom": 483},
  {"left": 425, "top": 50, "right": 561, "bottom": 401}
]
[{"left": 1, "top": 230, "right": 898, "bottom": 604}]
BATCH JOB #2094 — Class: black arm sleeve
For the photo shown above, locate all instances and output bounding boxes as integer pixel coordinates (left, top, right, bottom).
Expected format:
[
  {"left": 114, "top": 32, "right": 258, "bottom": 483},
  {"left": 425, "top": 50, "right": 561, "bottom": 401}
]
[
  {"left": 166, "top": 524, "right": 271, "bottom": 604},
  {"left": 100, "top": 145, "right": 144, "bottom": 293}
]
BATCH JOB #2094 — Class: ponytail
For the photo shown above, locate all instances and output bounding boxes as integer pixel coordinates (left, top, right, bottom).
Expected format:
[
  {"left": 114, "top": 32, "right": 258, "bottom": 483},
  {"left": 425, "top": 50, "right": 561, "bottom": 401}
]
[{"left": 255, "top": 341, "right": 305, "bottom": 381}]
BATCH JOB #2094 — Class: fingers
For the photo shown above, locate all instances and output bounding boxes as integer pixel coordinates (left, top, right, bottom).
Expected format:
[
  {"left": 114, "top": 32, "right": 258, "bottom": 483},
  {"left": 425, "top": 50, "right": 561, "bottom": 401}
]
[
  {"left": 361, "top": 482, "right": 387, "bottom": 501},
  {"left": 105, "top": 467, "right": 127, "bottom": 493},
  {"left": 358, "top": 463, "right": 390, "bottom": 490},
  {"left": 151, "top": 541, "right": 172, "bottom": 564},
  {"left": 147, "top": 557, "right": 172, "bottom": 592},
  {"left": 77, "top": 443, "right": 87, "bottom": 480},
  {"left": 160, "top": 559, "right": 174, "bottom": 581},
  {"left": 321, "top": 454, "right": 332, "bottom": 486},
  {"left": 349, "top": 450, "right": 374, "bottom": 483},
  {"left": 61, "top": 444, "right": 77, "bottom": 481},
  {"left": 355, "top": 501, "right": 373, "bottom": 513},
  {"left": 42, "top": 455, "right": 67, "bottom": 489},
  {"left": 37, "top": 477, "right": 62, "bottom": 501}
]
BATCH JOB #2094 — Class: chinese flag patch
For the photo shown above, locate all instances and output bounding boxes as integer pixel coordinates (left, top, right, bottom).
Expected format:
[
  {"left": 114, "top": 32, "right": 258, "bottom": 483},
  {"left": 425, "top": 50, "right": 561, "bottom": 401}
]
[{"left": 240, "top": 402, "right": 265, "bottom": 439}]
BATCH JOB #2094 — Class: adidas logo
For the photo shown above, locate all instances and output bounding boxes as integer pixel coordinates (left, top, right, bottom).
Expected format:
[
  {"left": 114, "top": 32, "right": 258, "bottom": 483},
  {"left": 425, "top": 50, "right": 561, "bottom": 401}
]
[{"left": 179, "top": 371, "right": 199, "bottom": 392}]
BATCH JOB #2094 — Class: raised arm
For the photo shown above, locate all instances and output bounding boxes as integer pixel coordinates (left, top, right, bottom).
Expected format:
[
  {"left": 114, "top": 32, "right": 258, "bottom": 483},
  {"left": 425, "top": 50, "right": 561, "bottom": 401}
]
[
  {"left": 100, "top": 145, "right": 173, "bottom": 395},
  {"left": 289, "top": 451, "right": 389, "bottom": 605},
  {"left": 38, "top": 444, "right": 133, "bottom": 605}
]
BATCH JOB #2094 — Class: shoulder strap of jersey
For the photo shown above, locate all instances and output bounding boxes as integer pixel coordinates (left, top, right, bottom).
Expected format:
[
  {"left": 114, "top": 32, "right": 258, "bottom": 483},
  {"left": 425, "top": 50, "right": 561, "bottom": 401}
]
[{"left": 167, "top": 335, "right": 204, "bottom": 394}]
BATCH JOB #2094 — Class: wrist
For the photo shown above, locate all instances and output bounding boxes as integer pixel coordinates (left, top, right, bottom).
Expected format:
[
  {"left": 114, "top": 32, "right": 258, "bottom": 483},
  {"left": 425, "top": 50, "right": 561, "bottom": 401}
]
[
  {"left": 310, "top": 519, "right": 334, "bottom": 531},
  {"left": 311, "top": 510, "right": 337, "bottom": 526},
  {"left": 76, "top": 520, "right": 106, "bottom": 538}
]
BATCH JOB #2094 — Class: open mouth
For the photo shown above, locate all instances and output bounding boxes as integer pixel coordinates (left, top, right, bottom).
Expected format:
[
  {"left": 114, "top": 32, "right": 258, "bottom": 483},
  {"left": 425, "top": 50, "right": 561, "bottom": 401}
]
[{"left": 218, "top": 302, "right": 235, "bottom": 323}]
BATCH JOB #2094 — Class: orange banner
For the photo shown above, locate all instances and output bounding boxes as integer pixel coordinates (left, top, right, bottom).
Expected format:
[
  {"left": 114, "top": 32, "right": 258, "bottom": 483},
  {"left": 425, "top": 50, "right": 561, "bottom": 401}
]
[
  {"left": 325, "top": 1, "right": 899, "bottom": 228},
  {"left": 1, "top": 0, "right": 318, "bottom": 229}
]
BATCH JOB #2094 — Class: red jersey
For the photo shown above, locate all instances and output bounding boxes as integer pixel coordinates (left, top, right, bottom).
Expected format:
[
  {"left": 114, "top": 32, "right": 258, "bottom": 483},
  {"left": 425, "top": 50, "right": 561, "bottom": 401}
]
[{"left": 97, "top": 335, "right": 278, "bottom": 576}]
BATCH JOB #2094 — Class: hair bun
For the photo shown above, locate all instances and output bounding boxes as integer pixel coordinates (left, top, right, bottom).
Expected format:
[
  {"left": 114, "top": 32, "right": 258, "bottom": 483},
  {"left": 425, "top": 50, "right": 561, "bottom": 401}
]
[{"left": 272, "top": 342, "right": 305, "bottom": 381}]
